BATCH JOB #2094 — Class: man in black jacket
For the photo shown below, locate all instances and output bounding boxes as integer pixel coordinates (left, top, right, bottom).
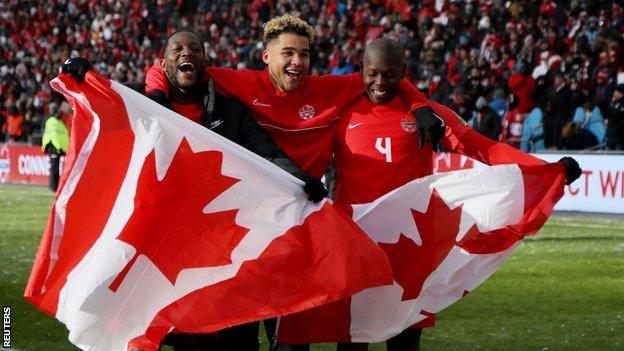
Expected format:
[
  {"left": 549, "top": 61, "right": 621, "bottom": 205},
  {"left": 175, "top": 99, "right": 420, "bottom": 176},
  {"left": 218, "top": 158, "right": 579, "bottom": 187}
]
[
  {"left": 545, "top": 72, "right": 574, "bottom": 148},
  {"left": 606, "top": 84, "right": 624, "bottom": 150},
  {"left": 61, "top": 28, "right": 327, "bottom": 351},
  {"left": 473, "top": 96, "right": 502, "bottom": 141}
]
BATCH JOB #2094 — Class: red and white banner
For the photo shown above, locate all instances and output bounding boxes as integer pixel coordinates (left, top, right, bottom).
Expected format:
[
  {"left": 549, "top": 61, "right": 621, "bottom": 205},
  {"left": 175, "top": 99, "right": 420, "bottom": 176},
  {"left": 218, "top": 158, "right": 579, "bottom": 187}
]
[
  {"left": 24, "top": 72, "right": 393, "bottom": 351},
  {"left": 0, "top": 143, "right": 61, "bottom": 186},
  {"left": 278, "top": 162, "right": 566, "bottom": 343}
]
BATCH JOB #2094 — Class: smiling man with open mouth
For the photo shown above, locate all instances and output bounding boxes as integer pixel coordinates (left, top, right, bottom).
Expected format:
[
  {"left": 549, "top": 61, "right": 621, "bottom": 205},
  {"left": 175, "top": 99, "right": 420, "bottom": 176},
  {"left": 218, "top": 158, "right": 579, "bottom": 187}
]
[
  {"left": 160, "top": 30, "right": 205, "bottom": 100},
  {"left": 262, "top": 28, "right": 310, "bottom": 93}
]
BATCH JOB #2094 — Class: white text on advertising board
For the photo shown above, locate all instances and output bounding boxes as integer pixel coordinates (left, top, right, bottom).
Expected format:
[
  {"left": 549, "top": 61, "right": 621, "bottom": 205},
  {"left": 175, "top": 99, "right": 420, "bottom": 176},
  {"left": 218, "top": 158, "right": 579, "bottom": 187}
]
[{"left": 18, "top": 154, "right": 50, "bottom": 176}]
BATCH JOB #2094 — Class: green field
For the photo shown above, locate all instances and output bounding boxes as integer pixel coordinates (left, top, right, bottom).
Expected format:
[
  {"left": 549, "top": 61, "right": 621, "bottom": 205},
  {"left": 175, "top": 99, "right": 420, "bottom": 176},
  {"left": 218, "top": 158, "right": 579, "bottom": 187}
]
[{"left": 1, "top": 184, "right": 623, "bottom": 351}]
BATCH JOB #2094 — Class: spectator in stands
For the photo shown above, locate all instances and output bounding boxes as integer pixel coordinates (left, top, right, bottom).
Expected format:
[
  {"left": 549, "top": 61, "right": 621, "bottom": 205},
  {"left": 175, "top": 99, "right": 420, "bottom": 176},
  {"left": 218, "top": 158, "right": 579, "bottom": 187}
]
[
  {"left": 2, "top": 0, "right": 622, "bottom": 152},
  {"left": 605, "top": 83, "right": 624, "bottom": 150},
  {"left": 559, "top": 121, "right": 598, "bottom": 150},
  {"left": 3, "top": 105, "right": 25, "bottom": 142},
  {"left": 508, "top": 62, "right": 535, "bottom": 115},
  {"left": 500, "top": 93, "right": 526, "bottom": 149},
  {"left": 0, "top": 108, "right": 6, "bottom": 137},
  {"left": 545, "top": 73, "right": 574, "bottom": 148},
  {"left": 569, "top": 79, "right": 588, "bottom": 109},
  {"left": 447, "top": 86, "right": 471, "bottom": 121},
  {"left": 473, "top": 96, "right": 502, "bottom": 141},
  {"left": 41, "top": 108, "right": 69, "bottom": 191},
  {"left": 590, "top": 67, "right": 616, "bottom": 113},
  {"left": 489, "top": 88, "right": 507, "bottom": 117}
]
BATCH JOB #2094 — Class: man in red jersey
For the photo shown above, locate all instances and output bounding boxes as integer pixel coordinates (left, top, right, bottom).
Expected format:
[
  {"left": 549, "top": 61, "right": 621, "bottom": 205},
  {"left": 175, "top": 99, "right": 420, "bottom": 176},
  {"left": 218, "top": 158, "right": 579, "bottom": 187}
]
[
  {"left": 145, "top": 14, "right": 432, "bottom": 179},
  {"left": 313, "top": 38, "right": 581, "bottom": 351}
]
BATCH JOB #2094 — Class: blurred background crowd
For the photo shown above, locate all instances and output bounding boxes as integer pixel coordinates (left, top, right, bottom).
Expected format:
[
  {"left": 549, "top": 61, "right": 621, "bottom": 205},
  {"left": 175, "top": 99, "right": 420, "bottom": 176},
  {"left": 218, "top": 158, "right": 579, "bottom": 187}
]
[{"left": 1, "top": 0, "right": 623, "bottom": 151}]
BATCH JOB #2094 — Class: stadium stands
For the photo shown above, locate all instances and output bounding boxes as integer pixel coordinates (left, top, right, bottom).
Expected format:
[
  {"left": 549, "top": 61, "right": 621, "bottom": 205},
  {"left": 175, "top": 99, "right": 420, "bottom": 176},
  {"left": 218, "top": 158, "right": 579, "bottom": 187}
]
[{"left": 1, "top": 0, "right": 622, "bottom": 149}]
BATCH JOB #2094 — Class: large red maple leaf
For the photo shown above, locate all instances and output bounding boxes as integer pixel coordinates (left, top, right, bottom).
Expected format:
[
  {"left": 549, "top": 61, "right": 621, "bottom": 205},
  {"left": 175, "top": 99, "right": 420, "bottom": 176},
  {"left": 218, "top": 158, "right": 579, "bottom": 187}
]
[
  {"left": 379, "top": 189, "right": 524, "bottom": 301},
  {"left": 379, "top": 189, "right": 463, "bottom": 301},
  {"left": 109, "top": 138, "right": 247, "bottom": 292}
]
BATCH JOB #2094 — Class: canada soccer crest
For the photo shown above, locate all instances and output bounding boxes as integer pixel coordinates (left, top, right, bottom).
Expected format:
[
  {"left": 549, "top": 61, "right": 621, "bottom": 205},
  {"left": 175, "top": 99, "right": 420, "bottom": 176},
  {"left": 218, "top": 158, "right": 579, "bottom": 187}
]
[
  {"left": 298, "top": 104, "right": 315, "bottom": 120},
  {"left": 400, "top": 115, "right": 417, "bottom": 133}
]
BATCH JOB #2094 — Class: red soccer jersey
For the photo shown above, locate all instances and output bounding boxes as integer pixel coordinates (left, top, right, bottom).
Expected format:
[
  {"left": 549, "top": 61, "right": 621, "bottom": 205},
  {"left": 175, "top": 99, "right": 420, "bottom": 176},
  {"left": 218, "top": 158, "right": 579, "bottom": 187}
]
[
  {"left": 207, "top": 68, "right": 364, "bottom": 177},
  {"left": 334, "top": 97, "right": 545, "bottom": 208},
  {"left": 170, "top": 101, "right": 204, "bottom": 124},
  {"left": 334, "top": 96, "right": 431, "bottom": 207},
  {"left": 146, "top": 65, "right": 429, "bottom": 177}
]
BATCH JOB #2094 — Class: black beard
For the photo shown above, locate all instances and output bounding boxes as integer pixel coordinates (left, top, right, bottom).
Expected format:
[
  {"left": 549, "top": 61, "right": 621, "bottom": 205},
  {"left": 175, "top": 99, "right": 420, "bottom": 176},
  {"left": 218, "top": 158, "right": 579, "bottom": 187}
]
[{"left": 166, "top": 69, "right": 204, "bottom": 94}]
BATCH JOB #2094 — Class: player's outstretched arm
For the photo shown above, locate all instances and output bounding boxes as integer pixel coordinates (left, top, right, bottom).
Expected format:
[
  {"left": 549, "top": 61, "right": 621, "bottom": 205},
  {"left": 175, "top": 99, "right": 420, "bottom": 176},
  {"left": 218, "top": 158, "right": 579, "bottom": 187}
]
[{"left": 433, "top": 102, "right": 582, "bottom": 185}]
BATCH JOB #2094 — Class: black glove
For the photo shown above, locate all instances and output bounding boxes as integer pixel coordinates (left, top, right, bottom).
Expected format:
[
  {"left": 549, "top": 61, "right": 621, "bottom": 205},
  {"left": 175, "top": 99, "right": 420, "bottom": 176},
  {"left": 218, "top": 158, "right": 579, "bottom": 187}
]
[
  {"left": 558, "top": 156, "right": 582, "bottom": 185},
  {"left": 61, "top": 57, "right": 93, "bottom": 82},
  {"left": 413, "top": 106, "right": 445, "bottom": 152},
  {"left": 302, "top": 176, "right": 328, "bottom": 203}
]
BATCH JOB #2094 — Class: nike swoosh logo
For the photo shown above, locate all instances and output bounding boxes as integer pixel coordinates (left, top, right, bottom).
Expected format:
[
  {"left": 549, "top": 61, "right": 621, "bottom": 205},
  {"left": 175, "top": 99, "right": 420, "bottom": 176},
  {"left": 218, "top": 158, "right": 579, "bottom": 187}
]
[
  {"left": 210, "top": 119, "right": 225, "bottom": 129},
  {"left": 348, "top": 122, "right": 363, "bottom": 129},
  {"left": 252, "top": 99, "right": 272, "bottom": 107}
]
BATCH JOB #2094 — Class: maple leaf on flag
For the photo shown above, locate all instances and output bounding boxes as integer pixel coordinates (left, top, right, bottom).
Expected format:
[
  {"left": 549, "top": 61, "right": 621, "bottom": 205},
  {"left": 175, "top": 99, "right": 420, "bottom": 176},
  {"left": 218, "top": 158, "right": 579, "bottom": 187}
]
[
  {"left": 378, "top": 189, "right": 463, "bottom": 301},
  {"left": 379, "top": 188, "right": 527, "bottom": 302},
  {"left": 109, "top": 138, "right": 246, "bottom": 291}
]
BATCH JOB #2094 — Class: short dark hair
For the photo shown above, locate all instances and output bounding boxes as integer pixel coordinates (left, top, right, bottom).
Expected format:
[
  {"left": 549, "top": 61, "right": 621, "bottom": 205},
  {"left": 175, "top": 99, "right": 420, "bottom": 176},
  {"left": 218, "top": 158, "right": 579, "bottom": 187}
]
[{"left": 161, "top": 28, "right": 205, "bottom": 57}]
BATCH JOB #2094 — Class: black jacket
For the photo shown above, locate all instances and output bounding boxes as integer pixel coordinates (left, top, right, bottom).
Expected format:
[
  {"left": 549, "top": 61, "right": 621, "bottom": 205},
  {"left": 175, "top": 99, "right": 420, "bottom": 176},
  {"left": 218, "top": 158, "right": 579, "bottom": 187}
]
[
  {"left": 473, "top": 106, "right": 502, "bottom": 141},
  {"left": 606, "top": 97, "right": 624, "bottom": 149}
]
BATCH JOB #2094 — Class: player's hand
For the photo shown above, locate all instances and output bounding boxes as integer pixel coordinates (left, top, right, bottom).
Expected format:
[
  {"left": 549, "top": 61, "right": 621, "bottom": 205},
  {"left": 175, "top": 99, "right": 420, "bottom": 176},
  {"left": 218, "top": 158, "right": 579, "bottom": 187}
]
[
  {"left": 61, "top": 57, "right": 92, "bottom": 82},
  {"left": 413, "top": 106, "right": 445, "bottom": 152},
  {"left": 558, "top": 156, "right": 582, "bottom": 185},
  {"left": 302, "top": 176, "right": 328, "bottom": 203}
]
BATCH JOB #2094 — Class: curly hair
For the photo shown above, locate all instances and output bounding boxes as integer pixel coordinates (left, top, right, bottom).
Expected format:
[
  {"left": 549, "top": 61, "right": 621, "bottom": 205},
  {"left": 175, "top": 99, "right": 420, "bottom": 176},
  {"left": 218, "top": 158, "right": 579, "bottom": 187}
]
[{"left": 263, "top": 14, "right": 315, "bottom": 44}]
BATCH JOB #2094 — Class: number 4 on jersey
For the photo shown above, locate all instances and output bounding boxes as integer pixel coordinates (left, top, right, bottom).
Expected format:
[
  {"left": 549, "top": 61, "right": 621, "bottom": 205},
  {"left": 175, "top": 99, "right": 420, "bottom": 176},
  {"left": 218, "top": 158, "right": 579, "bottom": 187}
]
[{"left": 375, "top": 137, "right": 392, "bottom": 163}]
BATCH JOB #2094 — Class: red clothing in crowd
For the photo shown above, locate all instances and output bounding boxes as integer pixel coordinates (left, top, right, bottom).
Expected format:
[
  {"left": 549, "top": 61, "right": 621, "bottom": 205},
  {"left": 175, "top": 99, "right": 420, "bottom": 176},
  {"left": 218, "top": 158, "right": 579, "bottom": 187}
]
[
  {"left": 500, "top": 109, "right": 527, "bottom": 149},
  {"left": 4, "top": 113, "right": 25, "bottom": 141},
  {"left": 507, "top": 73, "right": 536, "bottom": 114}
]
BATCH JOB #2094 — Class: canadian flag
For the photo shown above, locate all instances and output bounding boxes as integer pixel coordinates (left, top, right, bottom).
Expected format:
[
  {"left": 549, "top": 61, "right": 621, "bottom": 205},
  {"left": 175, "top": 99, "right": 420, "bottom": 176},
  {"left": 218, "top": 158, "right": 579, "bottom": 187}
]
[
  {"left": 23, "top": 72, "right": 393, "bottom": 350},
  {"left": 278, "top": 162, "right": 566, "bottom": 342}
]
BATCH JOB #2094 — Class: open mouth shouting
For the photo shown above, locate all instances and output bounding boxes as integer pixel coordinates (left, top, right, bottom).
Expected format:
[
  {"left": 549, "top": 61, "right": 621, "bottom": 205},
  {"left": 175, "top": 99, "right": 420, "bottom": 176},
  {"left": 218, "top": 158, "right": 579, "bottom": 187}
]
[
  {"left": 176, "top": 61, "right": 198, "bottom": 85},
  {"left": 281, "top": 68, "right": 304, "bottom": 90},
  {"left": 285, "top": 69, "right": 303, "bottom": 80}
]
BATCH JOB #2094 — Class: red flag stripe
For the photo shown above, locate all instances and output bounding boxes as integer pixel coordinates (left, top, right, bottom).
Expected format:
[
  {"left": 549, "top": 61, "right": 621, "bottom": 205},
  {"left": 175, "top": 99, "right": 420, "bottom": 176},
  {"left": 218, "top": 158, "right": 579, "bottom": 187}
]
[{"left": 24, "top": 72, "right": 135, "bottom": 315}]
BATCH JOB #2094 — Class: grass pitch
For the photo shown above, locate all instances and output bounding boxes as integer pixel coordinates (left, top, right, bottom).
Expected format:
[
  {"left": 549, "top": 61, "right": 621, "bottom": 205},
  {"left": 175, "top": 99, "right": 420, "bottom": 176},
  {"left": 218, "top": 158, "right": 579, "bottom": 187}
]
[{"left": 1, "top": 184, "right": 622, "bottom": 351}]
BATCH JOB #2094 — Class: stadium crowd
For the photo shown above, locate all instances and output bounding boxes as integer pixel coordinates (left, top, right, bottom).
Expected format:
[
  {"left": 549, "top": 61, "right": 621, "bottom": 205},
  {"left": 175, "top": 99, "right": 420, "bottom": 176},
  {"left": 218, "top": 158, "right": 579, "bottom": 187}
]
[{"left": 1, "top": 0, "right": 623, "bottom": 150}]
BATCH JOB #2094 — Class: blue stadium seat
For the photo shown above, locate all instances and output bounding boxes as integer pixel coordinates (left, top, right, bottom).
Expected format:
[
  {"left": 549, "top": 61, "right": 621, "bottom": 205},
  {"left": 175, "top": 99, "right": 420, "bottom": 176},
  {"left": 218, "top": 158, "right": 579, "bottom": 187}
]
[
  {"left": 572, "top": 107, "right": 607, "bottom": 144},
  {"left": 584, "top": 108, "right": 606, "bottom": 144},
  {"left": 520, "top": 107, "right": 545, "bottom": 152}
]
